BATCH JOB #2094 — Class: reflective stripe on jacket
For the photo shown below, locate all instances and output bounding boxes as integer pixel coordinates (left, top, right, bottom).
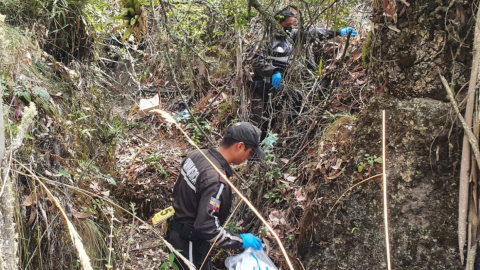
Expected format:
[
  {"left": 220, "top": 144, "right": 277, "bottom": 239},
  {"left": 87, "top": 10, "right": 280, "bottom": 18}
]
[
  {"left": 252, "top": 28, "right": 340, "bottom": 79},
  {"left": 172, "top": 148, "right": 243, "bottom": 249}
]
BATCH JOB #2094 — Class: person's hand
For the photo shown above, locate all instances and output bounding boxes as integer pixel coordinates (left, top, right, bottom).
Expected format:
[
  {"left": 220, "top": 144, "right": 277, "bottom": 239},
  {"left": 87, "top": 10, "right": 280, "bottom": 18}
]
[
  {"left": 340, "top": 27, "right": 357, "bottom": 37},
  {"left": 240, "top": 233, "right": 262, "bottom": 250},
  {"left": 271, "top": 72, "right": 282, "bottom": 90}
]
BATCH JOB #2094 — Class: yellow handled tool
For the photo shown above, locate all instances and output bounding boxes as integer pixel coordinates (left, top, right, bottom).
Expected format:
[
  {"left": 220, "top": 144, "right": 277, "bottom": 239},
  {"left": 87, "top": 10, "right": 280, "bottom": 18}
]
[{"left": 152, "top": 206, "right": 175, "bottom": 226}]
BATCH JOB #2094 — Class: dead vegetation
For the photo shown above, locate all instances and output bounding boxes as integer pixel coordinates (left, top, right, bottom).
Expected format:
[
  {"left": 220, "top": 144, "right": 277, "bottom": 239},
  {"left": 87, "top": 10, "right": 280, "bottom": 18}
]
[{"left": 3, "top": 0, "right": 469, "bottom": 269}]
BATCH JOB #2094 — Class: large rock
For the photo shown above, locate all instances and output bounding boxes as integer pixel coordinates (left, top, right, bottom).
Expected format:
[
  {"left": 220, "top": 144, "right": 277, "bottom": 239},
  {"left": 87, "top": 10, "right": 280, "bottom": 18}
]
[
  {"left": 366, "top": 1, "right": 473, "bottom": 100},
  {"left": 300, "top": 94, "right": 462, "bottom": 269}
]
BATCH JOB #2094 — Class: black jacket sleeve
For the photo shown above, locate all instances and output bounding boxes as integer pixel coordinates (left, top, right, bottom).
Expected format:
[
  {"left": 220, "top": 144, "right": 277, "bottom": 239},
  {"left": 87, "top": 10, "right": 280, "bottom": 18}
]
[
  {"left": 308, "top": 28, "right": 340, "bottom": 41},
  {"left": 193, "top": 171, "right": 243, "bottom": 249},
  {"left": 251, "top": 43, "right": 282, "bottom": 78}
]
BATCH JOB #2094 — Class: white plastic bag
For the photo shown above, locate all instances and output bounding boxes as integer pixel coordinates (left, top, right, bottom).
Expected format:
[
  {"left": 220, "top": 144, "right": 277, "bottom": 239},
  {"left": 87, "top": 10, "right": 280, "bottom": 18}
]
[{"left": 225, "top": 247, "right": 278, "bottom": 270}]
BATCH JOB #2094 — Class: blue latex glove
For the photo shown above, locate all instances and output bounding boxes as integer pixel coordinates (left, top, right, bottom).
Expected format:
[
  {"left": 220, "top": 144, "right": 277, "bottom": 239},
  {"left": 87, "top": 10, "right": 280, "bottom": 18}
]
[
  {"left": 271, "top": 72, "right": 282, "bottom": 90},
  {"left": 240, "top": 233, "right": 262, "bottom": 250},
  {"left": 340, "top": 27, "right": 357, "bottom": 37}
]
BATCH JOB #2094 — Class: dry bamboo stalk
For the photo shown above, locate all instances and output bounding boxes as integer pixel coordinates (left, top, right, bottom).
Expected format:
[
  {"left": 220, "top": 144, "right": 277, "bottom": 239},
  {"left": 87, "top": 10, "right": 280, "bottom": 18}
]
[
  {"left": 34, "top": 175, "right": 93, "bottom": 270},
  {"left": 382, "top": 110, "right": 392, "bottom": 270},
  {"left": 467, "top": 95, "right": 480, "bottom": 270},
  {"left": 153, "top": 109, "right": 295, "bottom": 270},
  {"left": 14, "top": 162, "right": 196, "bottom": 270},
  {"left": 458, "top": 4, "right": 480, "bottom": 264}
]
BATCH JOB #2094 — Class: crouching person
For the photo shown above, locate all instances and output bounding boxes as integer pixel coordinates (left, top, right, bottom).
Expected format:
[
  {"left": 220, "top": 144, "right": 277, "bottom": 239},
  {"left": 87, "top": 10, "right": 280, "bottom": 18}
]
[{"left": 165, "top": 122, "right": 266, "bottom": 269}]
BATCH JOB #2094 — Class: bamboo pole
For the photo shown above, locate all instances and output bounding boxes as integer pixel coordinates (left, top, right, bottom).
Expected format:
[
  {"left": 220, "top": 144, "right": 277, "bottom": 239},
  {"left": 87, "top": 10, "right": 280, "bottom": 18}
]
[
  {"left": 382, "top": 110, "right": 392, "bottom": 270},
  {"left": 457, "top": 2, "right": 480, "bottom": 263}
]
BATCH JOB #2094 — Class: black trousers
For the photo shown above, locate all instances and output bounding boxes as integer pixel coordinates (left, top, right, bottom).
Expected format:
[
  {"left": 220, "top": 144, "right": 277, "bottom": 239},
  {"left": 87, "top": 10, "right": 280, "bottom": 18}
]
[
  {"left": 165, "top": 229, "right": 213, "bottom": 270},
  {"left": 253, "top": 78, "right": 303, "bottom": 138}
]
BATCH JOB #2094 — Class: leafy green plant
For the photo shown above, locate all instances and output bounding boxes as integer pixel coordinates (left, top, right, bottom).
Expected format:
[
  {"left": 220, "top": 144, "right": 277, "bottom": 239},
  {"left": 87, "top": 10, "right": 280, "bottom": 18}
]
[
  {"left": 287, "top": 234, "right": 294, "bottom": 242},
  {"left": 160, "top": 253, "right": 179, "bottom": 270},
  {"left": 357, "top": 153, "right": 382, "bottom": 172},
  {"left": 225, "top": 221, "right": 243, "bottom": 233},
  {"left": 144, "top": 152, "right": 169, "bottom": 178},
  {"left": 264, "top": 191, "right": 283, "bottom": 203},
  {"left": 261, "top": 132, "right": 281, "bottom": 183},
  {"left": 364, "top": 154, "right": 382, "bottom": 166},
  {"left": 111, "top": 0, "right": 148, "bottom": 42},
  {"left": 185, "top": 117, "right": 212, "bottom": 145},
  {"left": 264, "top": 184, "right": 286, "bottom": 204}
]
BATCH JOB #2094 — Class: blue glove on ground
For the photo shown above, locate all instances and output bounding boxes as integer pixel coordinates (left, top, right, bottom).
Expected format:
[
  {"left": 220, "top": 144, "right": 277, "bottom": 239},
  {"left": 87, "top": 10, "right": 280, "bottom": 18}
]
[
  {"left": 271, "top": 72, "right": 282, "bottom": 90},
  {"left": 240, "top": 233, "right": 262, "bottom": 250},
  {"left": 340, "top": 27, "right": 357, "bottom": 37}
]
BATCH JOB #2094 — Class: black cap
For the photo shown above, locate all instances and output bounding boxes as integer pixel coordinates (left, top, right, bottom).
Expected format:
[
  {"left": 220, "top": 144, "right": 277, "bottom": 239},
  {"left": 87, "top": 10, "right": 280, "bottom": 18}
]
[{"left": 224, "top": 122, "right": 266, "bottom": 158}]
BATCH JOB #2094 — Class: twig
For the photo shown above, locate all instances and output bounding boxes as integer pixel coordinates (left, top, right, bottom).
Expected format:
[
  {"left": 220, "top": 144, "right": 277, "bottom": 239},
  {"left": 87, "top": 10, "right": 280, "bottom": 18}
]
[
  {"left": 76, "top": 153, "right": 99, "bottom": 185},
  {"left": 299, "top": 120, "right": 318, "bottom": 150},
  {"left": 0, "top": 82, "right": 5, "bottom": 167},
  {"left": 439, "top": 72, "right": 480, "bottom": 174},
  {"left": 153, "top": 0, "right": 216, "bottom": 148},
  {"left": 326, "top": 174, "right": 383, "bottom": 217},
  {"left": 340, "top": 31, "right": 352, "bottom": 63},
  {"left": 280, "top": 120, "right": 317, "bottom": 171},
  {"left": 199, "top": 201, "right": 243, "bottom": 270},
  {"left": 440, "top": 69, "right": 480, "bottom": 266},
  {"left": 280, "top": 142, "right": 310, "bottom": 172},
  {"left": 198, "top": 86, "right": 228, "bottom": 120},
  {"left": 296, "top": 257, "right": 306, "bottom": 270},
  {"left": 249, "top": 0, "right": 287, "bottom": 38},
  {"left": 106, "top": 207, "right": 115, "bottom": 270},
  {"left": 128, "top": 139, "right": 160, "bottom": 167}
]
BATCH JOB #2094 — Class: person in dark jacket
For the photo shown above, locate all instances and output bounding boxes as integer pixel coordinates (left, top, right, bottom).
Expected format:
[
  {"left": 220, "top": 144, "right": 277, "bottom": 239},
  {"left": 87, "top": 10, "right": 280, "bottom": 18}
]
[
  {"left": 252, "top": 10, "right": 357, "bottom": 137},
  {"left": 166, "top": 122, "right": 266, "bottom": 270}
]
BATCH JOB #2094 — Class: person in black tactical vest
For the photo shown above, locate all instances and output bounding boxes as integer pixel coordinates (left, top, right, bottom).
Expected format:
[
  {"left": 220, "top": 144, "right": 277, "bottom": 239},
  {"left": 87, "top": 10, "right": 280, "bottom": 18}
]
[
  {"left": 165, "top": 122, "right": 266, "bottom": 270},
  {"left": 251, "top": 10, "right": 357, "bottom": 139}
]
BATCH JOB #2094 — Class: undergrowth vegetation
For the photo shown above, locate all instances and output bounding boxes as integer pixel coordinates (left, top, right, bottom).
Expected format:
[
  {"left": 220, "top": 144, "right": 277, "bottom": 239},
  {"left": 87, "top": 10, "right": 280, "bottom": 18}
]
[{"left": 0, "top": 0, "right": 374, "bottom": 269}]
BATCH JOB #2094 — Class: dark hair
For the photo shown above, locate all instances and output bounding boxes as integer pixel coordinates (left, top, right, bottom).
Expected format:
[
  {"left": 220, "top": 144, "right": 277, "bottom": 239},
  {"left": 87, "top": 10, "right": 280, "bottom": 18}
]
[
  {"left": 275, "top": 10, "right": 296, "bottom": 22},
  {"left": 219, "top": 137, "right": 253, "bottom": 151}
]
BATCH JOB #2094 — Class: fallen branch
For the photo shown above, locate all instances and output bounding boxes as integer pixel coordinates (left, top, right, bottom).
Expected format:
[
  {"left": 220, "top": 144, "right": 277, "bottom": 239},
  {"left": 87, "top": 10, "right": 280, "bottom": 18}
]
[
  {"left": 439, "top": 71, "right": 480, "bottom": 173},
  {"left": 326, "top": 174, "right": 383, "bottom": 217},
  {"left": 32, "top": 169, "right": 93, "bottom": 270}
]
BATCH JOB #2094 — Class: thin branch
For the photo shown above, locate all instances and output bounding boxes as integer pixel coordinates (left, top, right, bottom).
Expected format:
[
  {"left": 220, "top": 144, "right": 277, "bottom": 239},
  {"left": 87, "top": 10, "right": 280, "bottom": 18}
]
[
  {"left": 249, "top": 0, "right": 286, "bottom": 37},
  {"left": 199, "top": 202, "right": 243, "bottom": 269},
  {"left": 340, "top": 31, "right": 352, "bottom": 63},
  {"left": 439, "top": 71, "right": 480, "bottom": 170},
  {"left": 326, "top": 174, "right": 383, "bottom": 217}
]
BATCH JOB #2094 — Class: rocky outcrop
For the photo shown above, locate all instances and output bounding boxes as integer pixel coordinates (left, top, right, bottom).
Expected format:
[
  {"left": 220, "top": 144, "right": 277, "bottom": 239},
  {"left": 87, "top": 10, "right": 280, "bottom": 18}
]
[{"left": 300, "top": 95, "right": 461, "bottom": 269}]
